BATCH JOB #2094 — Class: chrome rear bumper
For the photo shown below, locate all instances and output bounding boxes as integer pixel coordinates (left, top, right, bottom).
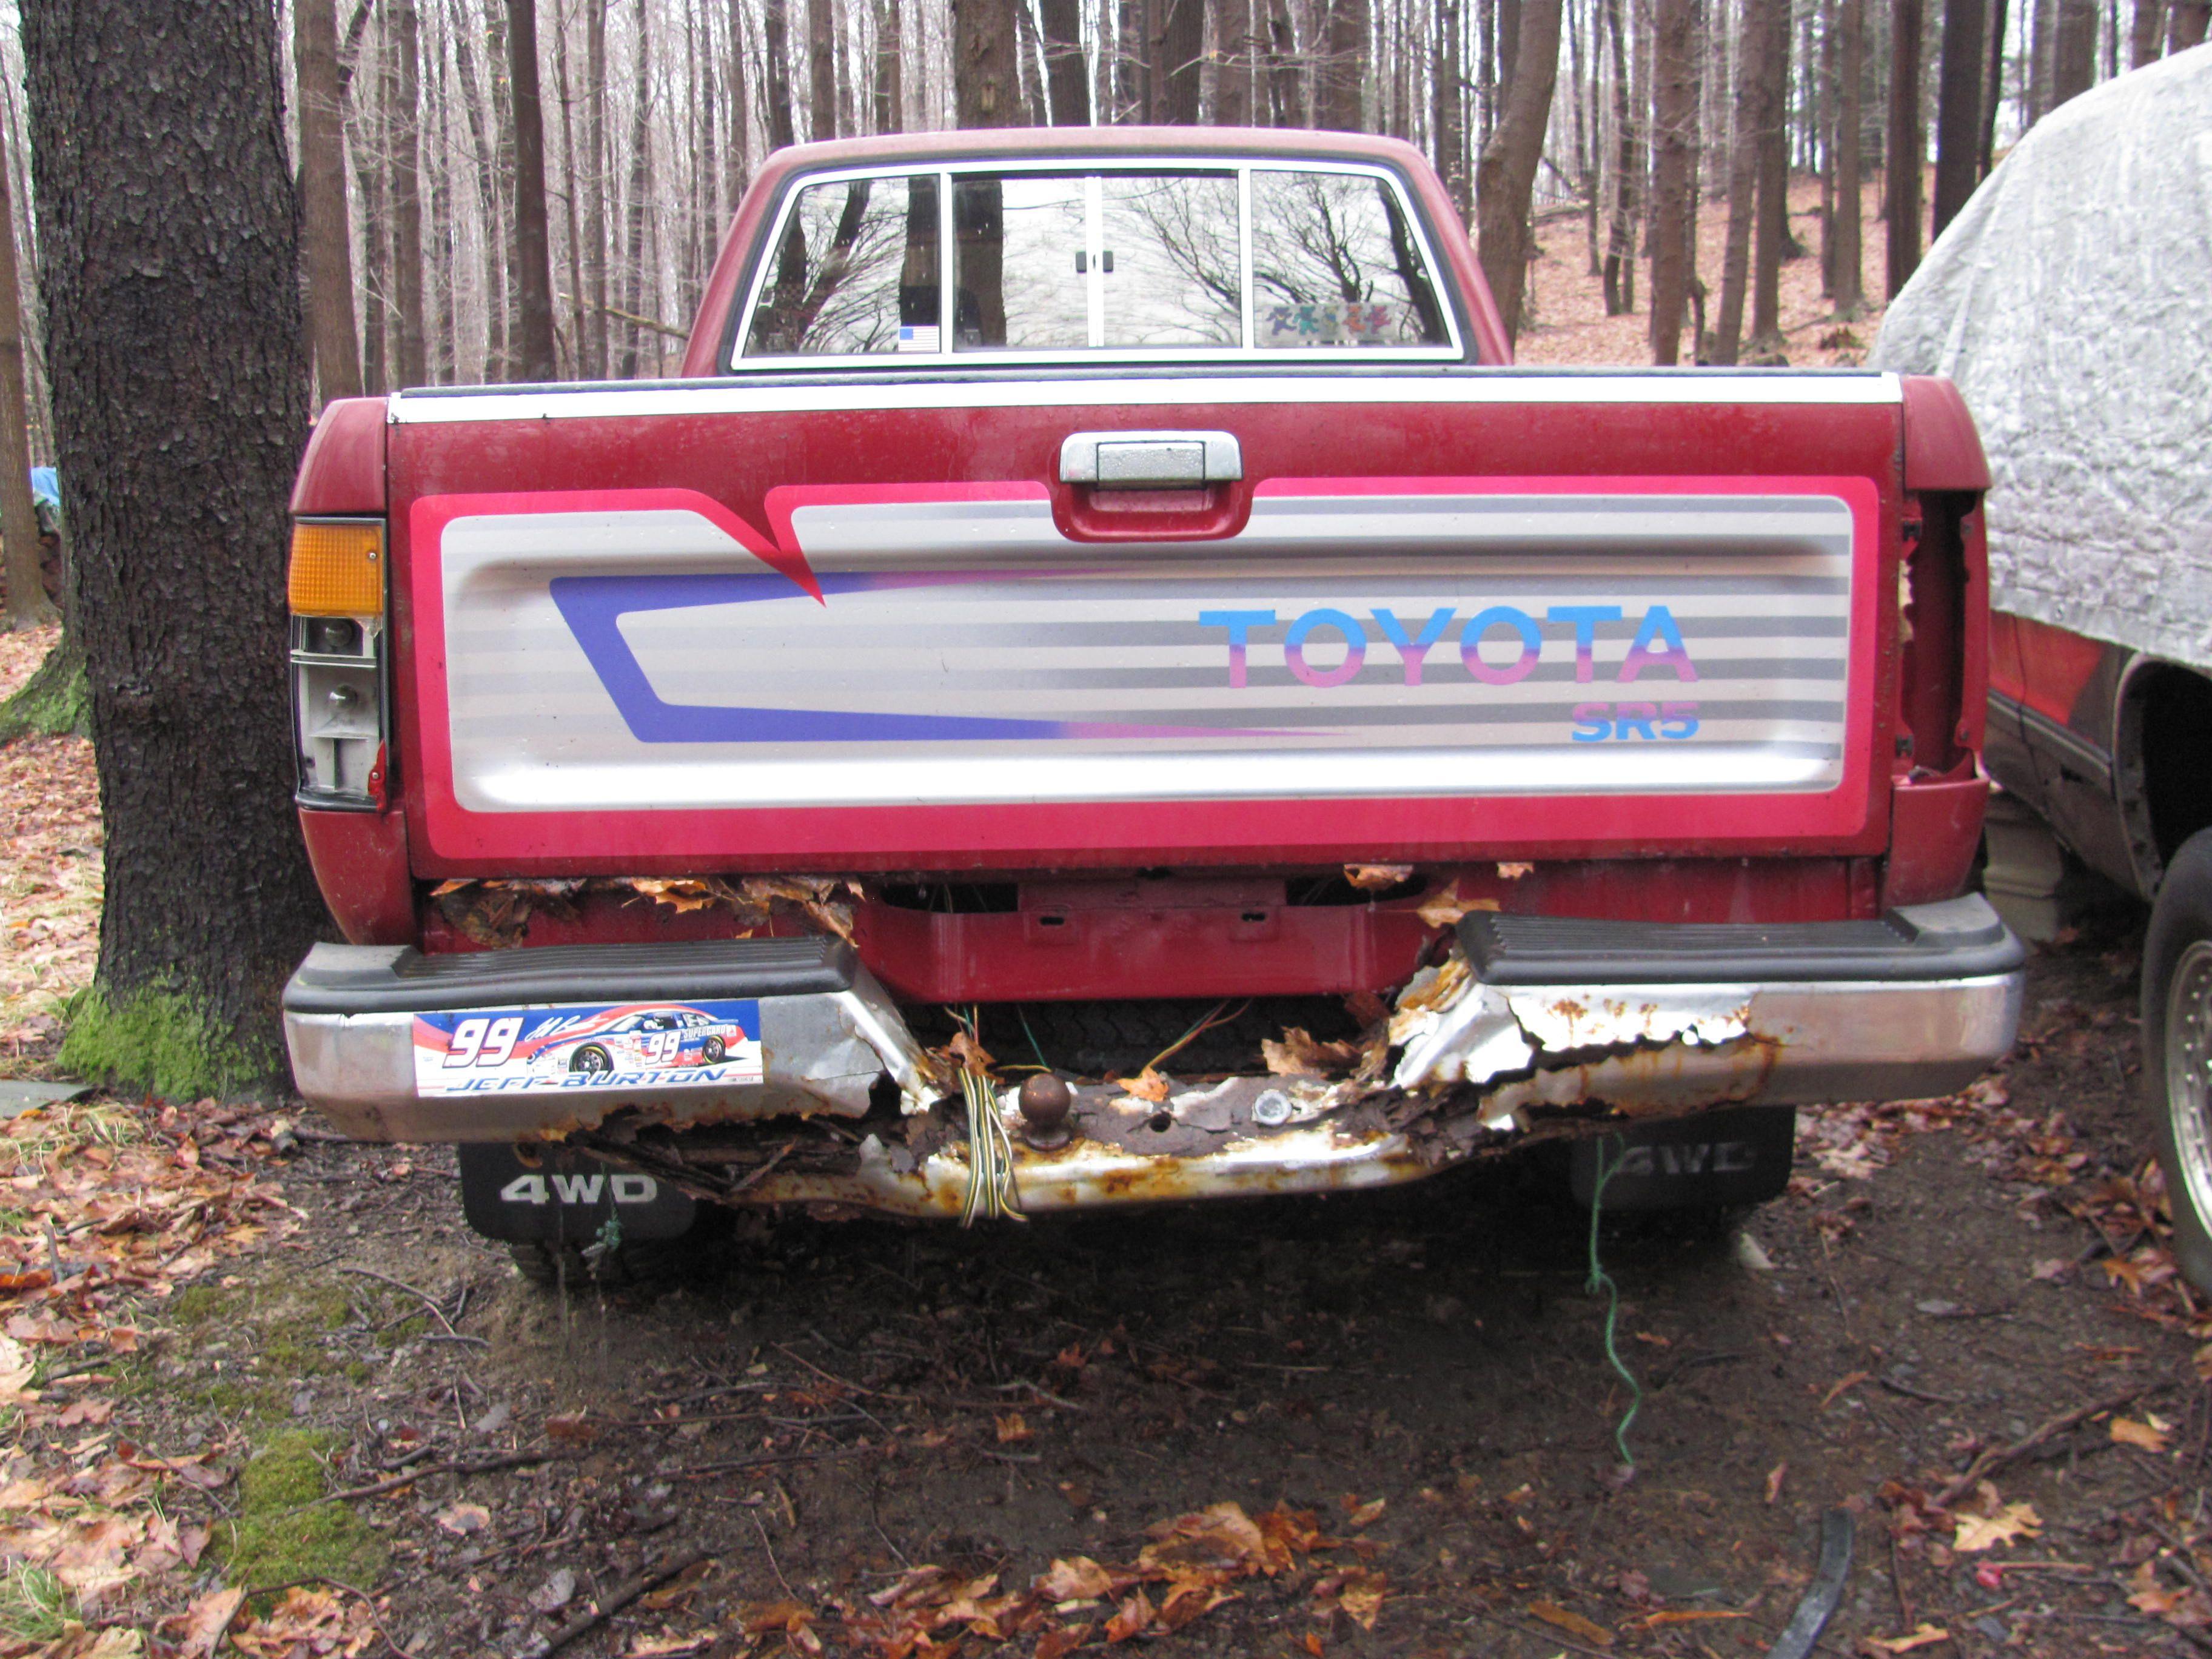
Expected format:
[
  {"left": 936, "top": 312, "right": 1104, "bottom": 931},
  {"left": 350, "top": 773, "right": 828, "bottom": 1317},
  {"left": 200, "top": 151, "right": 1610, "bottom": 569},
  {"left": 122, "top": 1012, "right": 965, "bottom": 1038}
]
[{"left": 283, "top": 896, "right": 2025, "bottom": 1215}]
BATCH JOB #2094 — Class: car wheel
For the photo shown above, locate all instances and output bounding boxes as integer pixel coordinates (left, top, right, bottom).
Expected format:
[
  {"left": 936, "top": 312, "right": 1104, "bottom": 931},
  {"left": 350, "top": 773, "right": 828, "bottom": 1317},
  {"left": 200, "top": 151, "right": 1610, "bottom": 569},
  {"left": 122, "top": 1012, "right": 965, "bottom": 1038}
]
[
  {"left": 702, "top": 1036, "right": 726, "bottom": 1062},
  {"left": 569, "top": 1044, "right": 613, "bottom": 1074},
  {"left": 2144, "top": 827, "right": 2212, "bottom": 1294}
]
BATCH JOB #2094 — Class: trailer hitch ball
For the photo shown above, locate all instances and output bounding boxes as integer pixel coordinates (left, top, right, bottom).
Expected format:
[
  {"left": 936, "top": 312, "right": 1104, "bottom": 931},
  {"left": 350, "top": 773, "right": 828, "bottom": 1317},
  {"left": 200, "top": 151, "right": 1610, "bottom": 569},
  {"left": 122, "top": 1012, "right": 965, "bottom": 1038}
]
[{"left": 1017, "top": 1073, "right": 1074, "bottom": 1149}]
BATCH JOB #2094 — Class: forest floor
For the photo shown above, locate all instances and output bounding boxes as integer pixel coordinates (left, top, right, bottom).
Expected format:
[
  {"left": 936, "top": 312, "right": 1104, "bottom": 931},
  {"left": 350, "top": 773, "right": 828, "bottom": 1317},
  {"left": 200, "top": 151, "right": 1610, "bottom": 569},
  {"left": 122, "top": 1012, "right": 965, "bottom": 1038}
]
[{"left": 1514, "top": 174, "right": 1893, "bottom": 368}]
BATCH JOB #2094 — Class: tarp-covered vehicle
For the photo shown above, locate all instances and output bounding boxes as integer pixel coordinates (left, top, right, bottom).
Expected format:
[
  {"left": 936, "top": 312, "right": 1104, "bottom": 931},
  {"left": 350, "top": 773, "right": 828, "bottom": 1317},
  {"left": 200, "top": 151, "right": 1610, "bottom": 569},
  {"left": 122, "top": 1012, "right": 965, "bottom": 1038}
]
[{"left": 1874, "top": 45, "right": 2212, "bottom": 1290}]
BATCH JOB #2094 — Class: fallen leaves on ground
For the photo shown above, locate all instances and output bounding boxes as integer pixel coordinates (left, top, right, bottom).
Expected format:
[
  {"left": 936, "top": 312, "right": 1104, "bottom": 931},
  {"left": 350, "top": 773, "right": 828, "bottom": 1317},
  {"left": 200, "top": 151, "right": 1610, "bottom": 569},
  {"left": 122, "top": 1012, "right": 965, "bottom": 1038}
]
[
  {"left": 825, "top": 1500, "right": 1366, "bottom": 1654},
  {"left": 0, "top": 725, "right": 99, "bottom": 1060},
  {"left": 0, "top": 1096, "right": 301, "bottom": 1649},
  {"left": 1951, "top": 1501, "right": 2042, "bottom": 1553}
]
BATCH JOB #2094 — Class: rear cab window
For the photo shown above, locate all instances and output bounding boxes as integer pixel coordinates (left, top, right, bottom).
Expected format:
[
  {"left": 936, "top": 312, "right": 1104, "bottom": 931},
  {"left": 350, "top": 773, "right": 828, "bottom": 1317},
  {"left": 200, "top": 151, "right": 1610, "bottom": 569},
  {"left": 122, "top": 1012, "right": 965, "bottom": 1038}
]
[{"left": 737, "top": 159, "right": 1461, "bottom": 367}]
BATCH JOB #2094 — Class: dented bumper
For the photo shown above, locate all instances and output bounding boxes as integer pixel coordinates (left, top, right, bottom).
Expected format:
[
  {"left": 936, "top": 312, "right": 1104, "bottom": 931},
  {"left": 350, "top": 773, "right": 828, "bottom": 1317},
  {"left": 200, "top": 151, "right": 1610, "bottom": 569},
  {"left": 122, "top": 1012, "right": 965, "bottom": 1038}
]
[{"left": 284, "top": 897, "right": 2023, "bottom": 1218}]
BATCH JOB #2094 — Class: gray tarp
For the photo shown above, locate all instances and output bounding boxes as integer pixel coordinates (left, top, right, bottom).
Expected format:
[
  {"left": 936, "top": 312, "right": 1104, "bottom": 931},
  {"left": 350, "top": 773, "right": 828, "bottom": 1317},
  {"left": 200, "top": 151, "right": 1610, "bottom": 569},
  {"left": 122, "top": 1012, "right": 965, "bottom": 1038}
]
[{"left": 1871, "top": 45, "right": 2212, "bottom": 668}]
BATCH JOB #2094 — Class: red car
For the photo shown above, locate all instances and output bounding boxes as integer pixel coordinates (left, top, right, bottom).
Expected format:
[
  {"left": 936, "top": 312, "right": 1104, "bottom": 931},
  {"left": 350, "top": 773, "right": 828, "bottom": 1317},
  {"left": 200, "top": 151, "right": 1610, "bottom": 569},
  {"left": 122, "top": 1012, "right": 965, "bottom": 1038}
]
[{"left": 277, "top": 127, "right": 2021, "bottom": 1278}]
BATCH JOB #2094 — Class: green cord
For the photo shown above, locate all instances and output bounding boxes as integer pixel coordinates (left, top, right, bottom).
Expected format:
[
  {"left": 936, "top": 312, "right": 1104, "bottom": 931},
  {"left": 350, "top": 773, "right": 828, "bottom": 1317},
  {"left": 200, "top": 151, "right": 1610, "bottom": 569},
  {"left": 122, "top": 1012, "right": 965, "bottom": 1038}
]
[
  {"left": 1017, "top": 1004, "right": 1052, "bottom": 1072},
  {"left": 1586, "top": 1134, "right": 1641, "bottom": 1470}
]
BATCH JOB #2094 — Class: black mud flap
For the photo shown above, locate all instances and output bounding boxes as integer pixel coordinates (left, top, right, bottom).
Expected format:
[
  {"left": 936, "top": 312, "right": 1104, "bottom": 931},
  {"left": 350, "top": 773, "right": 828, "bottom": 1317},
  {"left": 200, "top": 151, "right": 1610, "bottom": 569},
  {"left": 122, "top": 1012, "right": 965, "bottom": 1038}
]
[
  {"left": 1566, "top": 1106, "right": 1796, "bottom": 1212},
  {"left": 457, "top": 1143, "right": 697, "bottom": 1245}
]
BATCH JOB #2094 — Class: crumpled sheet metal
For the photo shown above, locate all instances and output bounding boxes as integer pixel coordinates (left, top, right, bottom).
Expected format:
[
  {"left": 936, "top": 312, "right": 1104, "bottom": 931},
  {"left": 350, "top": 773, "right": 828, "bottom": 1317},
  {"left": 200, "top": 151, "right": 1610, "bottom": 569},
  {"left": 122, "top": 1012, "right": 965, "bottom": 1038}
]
[
  {"left": 1871, "top": 48, "right": 2212, "bottom": 666},
  {"left": 1390, "top": 970, "right": 1758, "bottom": 1130}
]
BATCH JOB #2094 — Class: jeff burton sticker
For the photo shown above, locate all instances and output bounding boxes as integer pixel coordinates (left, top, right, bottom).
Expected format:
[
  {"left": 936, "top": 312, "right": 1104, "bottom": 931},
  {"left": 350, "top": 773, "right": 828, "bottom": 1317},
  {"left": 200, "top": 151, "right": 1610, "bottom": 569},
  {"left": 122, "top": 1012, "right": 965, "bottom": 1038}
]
[{"left": 411, "top": 1000, "right": 763, "bottom": 1096}]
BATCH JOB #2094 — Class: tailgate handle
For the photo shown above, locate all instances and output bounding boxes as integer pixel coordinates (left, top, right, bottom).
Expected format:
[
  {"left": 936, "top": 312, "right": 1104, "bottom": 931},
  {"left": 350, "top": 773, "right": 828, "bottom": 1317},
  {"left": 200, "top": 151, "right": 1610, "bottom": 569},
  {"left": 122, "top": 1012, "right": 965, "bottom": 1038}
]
[{"left": 1059, "top": 431, "right": 1242, "bottom": 489}]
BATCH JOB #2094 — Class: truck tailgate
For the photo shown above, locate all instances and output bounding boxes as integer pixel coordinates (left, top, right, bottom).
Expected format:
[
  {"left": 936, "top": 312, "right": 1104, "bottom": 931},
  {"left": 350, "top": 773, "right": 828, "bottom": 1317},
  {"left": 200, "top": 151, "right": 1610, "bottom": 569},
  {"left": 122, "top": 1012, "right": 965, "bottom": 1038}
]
[{"left": 389, "top": 372, "right": 1903, "bottom": 874}]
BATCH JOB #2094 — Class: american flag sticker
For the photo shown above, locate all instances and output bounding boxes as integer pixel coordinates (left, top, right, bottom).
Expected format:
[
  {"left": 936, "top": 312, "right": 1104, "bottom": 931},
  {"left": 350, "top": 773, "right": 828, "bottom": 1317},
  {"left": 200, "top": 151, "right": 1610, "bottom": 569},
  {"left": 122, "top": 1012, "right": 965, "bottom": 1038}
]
[{"left": 897, "top": 324, "right": 940, "bottom": 352}]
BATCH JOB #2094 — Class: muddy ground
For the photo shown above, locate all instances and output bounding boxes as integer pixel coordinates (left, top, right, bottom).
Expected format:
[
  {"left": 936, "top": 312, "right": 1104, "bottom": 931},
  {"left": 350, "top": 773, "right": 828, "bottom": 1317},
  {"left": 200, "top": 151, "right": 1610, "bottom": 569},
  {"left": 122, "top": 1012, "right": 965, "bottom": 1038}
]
[{"left": 62, "top": 904, "right": 2212, "bottom": 1658}]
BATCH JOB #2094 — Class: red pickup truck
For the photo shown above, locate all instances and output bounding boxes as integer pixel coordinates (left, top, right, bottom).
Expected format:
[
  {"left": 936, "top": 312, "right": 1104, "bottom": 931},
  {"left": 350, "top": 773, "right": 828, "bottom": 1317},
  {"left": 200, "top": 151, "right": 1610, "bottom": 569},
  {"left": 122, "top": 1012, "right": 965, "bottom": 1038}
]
[{"left": 278, "top": 127, "right": 2022, "bottom": 1277}]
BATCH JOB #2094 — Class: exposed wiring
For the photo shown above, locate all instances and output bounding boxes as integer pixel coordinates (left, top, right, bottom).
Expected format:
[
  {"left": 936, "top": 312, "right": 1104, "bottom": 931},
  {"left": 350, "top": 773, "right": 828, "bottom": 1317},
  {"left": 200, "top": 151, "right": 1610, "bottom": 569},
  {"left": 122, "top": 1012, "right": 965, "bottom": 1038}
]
[
  {"left": 1017, "top": 1005, "right": 1053, "bottom": 1072},
  {"left": 957, "top": 1067, "right": 1025, "bottom": 1226},
  {"left": 1586, "top": 1134, "right": 1641, "bottom": 1470},
  {"left": 1138, "top": 999, "right": 1252, "bottom": 1078},
  {"left": 952, "top": 1007, "right": 1024, "bottom": 1227}
]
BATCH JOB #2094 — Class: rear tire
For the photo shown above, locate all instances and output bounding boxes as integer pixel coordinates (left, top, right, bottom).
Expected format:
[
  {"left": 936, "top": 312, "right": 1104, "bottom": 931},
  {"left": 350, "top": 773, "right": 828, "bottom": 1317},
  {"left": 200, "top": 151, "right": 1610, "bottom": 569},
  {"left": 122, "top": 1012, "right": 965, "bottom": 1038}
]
[
  {"left": 702, "top": 1036, "right": 726, "bottom": 1062},
  {"left": 2142, "top": 828, "right": 2212, "bottom": 1293}
]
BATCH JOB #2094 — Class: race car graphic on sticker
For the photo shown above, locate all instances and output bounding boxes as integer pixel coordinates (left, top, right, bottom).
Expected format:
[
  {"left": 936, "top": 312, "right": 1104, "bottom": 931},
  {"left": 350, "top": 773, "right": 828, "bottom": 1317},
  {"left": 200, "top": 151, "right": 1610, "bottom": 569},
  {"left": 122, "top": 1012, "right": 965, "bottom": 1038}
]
[{"left": 410, "top": 1000, "right": 763, "bottom": 1096}]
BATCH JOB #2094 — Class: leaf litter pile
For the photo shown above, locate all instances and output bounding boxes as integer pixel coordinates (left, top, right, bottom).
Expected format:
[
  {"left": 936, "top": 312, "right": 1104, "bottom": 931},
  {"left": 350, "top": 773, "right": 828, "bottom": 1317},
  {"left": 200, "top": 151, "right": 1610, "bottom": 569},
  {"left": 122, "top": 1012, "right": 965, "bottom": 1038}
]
[{"left": 0, "top": 623, "right": 98, "bottom": 1067}]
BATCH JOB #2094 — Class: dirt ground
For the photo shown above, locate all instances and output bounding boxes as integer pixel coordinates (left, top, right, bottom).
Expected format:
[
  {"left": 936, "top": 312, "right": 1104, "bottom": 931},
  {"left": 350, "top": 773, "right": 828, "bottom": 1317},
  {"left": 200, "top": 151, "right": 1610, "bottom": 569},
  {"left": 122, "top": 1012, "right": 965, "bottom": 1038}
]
[{"left": 15, "top": 898, "right": 2190, "bottom": 1659}]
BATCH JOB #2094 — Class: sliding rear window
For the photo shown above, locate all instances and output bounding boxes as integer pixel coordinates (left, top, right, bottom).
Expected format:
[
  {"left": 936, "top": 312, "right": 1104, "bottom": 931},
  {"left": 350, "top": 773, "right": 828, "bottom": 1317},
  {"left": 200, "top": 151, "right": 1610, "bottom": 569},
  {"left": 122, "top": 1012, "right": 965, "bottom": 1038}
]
[{"left": 736, "top": 162, "right": 1459, "bottom": 366}]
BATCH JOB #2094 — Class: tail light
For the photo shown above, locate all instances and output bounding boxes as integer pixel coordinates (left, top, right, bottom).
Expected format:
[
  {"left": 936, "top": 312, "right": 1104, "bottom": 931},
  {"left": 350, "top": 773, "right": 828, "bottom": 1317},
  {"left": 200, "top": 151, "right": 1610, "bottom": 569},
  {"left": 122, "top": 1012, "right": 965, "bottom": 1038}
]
[{"left": 288, "top": 517, "right": 387, "bottom": 808}]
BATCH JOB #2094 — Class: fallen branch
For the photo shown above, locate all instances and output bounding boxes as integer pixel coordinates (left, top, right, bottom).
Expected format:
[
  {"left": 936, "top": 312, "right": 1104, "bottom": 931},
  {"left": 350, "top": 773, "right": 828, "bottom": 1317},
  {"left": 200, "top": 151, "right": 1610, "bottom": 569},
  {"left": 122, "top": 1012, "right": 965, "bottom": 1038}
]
[
  {"left": 303, "top": 1449, "right": 568, "bottom": 1509},
  {"left": 338, "top": 1265, "right": 458, "bottom": 1338},
  {"left": 1933, "top": 1384, "right": 2156, "bottom": 1507},
  {"left": 518, "top": 1547, "right": 709, "bottom": 1659}
]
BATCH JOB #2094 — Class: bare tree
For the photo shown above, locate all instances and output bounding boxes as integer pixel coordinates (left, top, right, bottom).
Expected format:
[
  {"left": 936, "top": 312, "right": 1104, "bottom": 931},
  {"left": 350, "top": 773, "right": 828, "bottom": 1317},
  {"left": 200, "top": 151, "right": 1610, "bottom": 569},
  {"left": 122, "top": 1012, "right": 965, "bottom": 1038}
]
[
  {"left": 1039, "top": 0, "right": 1090, "bottom": 121},
  {"left": 2050, "top": 0, "right": 2096, "bottom": 102},
  {"left": 764, "top": 0, "right": 800, "bottom": 146},
  {"left": 584, "top": 0, "right": 610, "bottom": 375},
  {"left": 1831, "top": 0, "right": 1864, "bottom": 315},
  {"left": 1710, "top": 0, "right": 1769, "bottom": 360},
  {"left": 954, "top": 0, "right": 1029, "bottom": 122},
  {"left": 509, "top": 0, "right": 560, "bottom": 378},
  {"left": 618, "top": 0, "right": 654, "bottom": 372},
  {"left": 1930, "top": 0, "right": 1982, "bottom": 241},
  {"left": 1884, "top": 0, "right": 1922, "bottom": 298},
  {"left": 1647, "top": 0, "right": 1697, "bottom": 362},
  {"left": 1162, "top": 0, "right": 1205, "bottom": 119},
  {"left": 1315, "top": 0, "right": 1368, "bottom": 127},
  {"left": 20, "top": 0, "right": 328, "bottom": 1082},
  {"left": 1600, "top": 0, "right": 1636, "bottom": 315},
  {"left": 392, "top": 0, "right": 427, "bottom": 387},
  {"left": 1475, "top": 0, "right": 1563, "bottom": 341},
  {"left": 810, "top": 0, "right": 840, "bottom": 138},
  {"left": 1746, "top": 0, "right": 1788, "bottom": 355},
  {"left": 2172, "top": 1, "right": 2210, "bottom": 49},
  {"left": 295, "top": 0, "right": 362, "bottom": 404}
]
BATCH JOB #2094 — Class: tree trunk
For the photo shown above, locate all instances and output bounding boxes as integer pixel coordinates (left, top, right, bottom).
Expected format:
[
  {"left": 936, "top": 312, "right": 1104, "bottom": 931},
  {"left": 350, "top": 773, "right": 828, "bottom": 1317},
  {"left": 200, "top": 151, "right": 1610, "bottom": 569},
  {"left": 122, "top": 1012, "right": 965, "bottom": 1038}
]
[
  {"left": 0, "top": 104, "right": 50, "bottom": 630},
  {"left": 1746, "top": 0, "right": 1788, "bottom": 353},
  {"left": 1711, "top": 0, "right": 1767, "bottom": 360},
  {"left": 451, "top": 6, "right": 506, "bottom": 380},
  {"left": 295, "top": 0, "right": 362, "bottom": 405},
  {"left": 585, "top": 0, "right": 610, "bottom": 376},
  {"left": 810, "top": 0, "right": 840, "bottom": 138},
  {"left": 507, "top": 0, "right": 558, "bottom": 380},
  {"left": 954, "top": 0, "right": 1029, "bottom": 122},
  {"left": 19, "top": 0, "right": 328, "bottom": 1081},
  {"left": 2173, "top": 1, "right": 2209, "bottom": 49},
  {"left": 763, "top": 0, "right": 798, "bottom": 144},
  {"left": 390, "top": 0, "right": 427, "bottom": 388},
  {"left": 1979, "top": 0, "right": 2007, "bottom": 175},
  {"left": 1162, "top": 0, "right": 1205, "bottom": 118},
  {"left": 876, "top": 0, "right": 907, "bottom": 130},
  {"left": 1038, "top": 0, "right": 1089, "bottom": 121},
  {"left": 2050, "top": 0, "right": 2096, "bottom": 101},
  {"left": 1265, "top": 0, "right": 1301, "bottom": 122},
  {"left": 1832, "top": 0, "right": 1864, "bottom": 314},
  {"left": 731, "top": 0, "right": 757, "bottom": 198},
  {"left": 1600, "top": 0, "right": 1637, "bottom": 315},
  {"left": 618, "top": 0, "right": 653, "bottom": 375},
  {"left": 2027, "top": 0, "right": 2052, "bottom": 117},
  {"left": 1475, "top": 0, "right": 1563, "bottom": 343},
  {"left": 554, "top": 2, "right": 588, "bottom": 374},
  {"left": 1884, "top": 0, "right": 1922, "bottom": 297},
  {"left": 1929, "top": 0, "right": 1983, "bottom": 241},
  {"left": 486, "top": 0, "right": 519, "bottom": 375},
  {"left": 2132, "top": 0, "right": 2165, "bottom": 61},
  {"left": 1437, "top": 0, "right": 1469, "bottom": 212},
  {"left": 354, "top": 13, "right": 390, "bottom": 392},
  {"left": 1315, "top": 0, "right": 1367, "bottom": 127},
  {"left": 1647, "top": 0, "right": 1697, "bottom": 363}
]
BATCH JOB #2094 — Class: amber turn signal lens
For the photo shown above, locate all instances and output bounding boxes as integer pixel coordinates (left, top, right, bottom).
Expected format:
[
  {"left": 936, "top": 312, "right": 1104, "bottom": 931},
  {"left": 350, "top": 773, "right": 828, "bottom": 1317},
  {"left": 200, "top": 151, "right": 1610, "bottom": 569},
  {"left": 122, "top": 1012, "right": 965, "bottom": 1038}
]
[{"left": 288, "top": 520, "right": 385, "bottom": 617}]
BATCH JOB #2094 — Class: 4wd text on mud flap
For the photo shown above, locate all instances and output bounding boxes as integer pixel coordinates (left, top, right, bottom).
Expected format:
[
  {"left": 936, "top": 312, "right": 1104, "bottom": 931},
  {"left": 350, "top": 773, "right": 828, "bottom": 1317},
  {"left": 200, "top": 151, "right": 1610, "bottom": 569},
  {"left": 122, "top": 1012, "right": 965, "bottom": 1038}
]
[
  {"left": 498, "top": 1171, "right": 664, "bottom": 1205},
  {"left": 1615, "top": 1140, "right": 1761, "bottom": 1178}
]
